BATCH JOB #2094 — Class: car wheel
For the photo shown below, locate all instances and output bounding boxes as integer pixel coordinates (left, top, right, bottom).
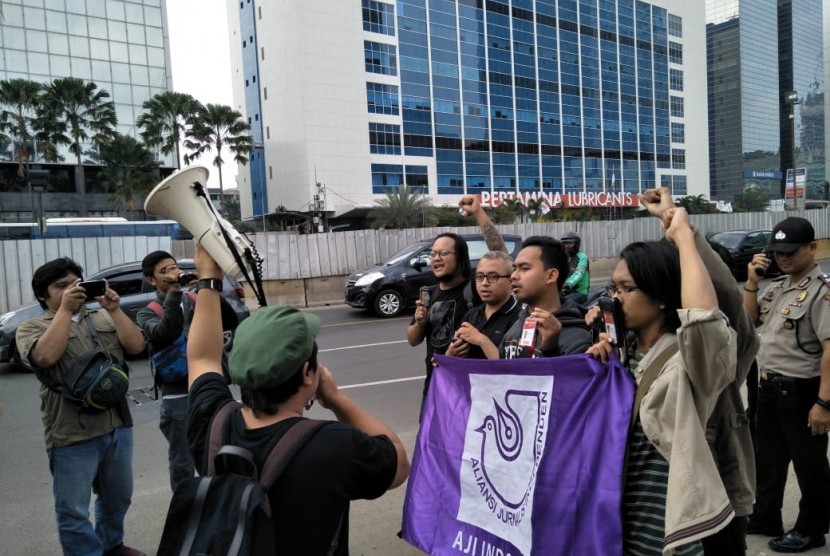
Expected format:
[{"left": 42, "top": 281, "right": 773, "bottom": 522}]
[{"left": 374, "top": 289, "right": 404, "bottom": 317}]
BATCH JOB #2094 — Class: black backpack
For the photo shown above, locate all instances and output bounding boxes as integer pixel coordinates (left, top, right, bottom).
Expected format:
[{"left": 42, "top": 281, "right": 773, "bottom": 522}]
[{"left": 157, "top": 401, "right": 330, "bottom": 556}]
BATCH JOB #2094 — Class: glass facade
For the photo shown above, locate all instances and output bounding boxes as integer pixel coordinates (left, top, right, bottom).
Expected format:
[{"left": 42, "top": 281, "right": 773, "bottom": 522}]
[
  {"left": 238, "top": 0, "right": 267, "bottom": 218},
  {"left": 0, "top": 0, "right": 169, "bottom": 163},
  {"left": 706, "top": 0, "right": 824, "bottom": 201},
  {"left": 365, "top": 0, "right": 687, "bottom": 196}
]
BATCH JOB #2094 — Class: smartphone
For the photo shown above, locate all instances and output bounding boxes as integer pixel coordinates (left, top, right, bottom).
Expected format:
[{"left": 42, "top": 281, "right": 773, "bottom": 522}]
[
  {"left": 419, "top": 286, "right": 431, "bottom": 308},
  {"left": 179, "top": 272, "right": 199, "bottom": 286},
  {"left": 78, "top": 279, "right": 107, "bottom": 298},
  {"left": 598, "top": 296, "right": 626, "bottom": 347}
]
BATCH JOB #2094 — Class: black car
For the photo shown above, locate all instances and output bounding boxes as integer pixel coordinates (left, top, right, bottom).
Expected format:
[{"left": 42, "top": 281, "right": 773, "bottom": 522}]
[
  {"left": 707, "top": 229, "right": 780, "bottom": 280},
  {"left": 345, "top": 234, "right": 523, "bottom": 317},
  {"left": 0, "top": 259, "right": 250, "bottom": 372}
]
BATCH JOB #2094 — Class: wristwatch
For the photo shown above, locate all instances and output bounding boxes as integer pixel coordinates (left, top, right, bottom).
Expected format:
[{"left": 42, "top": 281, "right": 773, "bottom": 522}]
[
  {"left": 816, "top": 397, "right": 830, "bottom": 411},
  {"left": 196, "top": 278, "right": 223, "bottom": 293}
]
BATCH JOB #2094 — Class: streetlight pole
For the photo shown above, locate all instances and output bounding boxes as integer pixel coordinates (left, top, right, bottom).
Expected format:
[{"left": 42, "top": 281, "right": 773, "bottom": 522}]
[{"left": 786, "top": 90, "right": 799, "bottom": 210}]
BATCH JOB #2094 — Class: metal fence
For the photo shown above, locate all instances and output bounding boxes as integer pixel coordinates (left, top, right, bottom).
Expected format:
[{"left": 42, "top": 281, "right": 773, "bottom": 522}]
[{"left": 2, "top": 210, "right": 829, "bottom": 313}]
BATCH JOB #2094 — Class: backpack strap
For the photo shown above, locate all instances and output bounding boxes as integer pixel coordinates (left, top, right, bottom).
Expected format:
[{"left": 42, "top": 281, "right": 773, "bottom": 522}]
[
  {"left": 629, "top": 343, "right": 680, "bottom": 432},
  {"left": 148, "top": 300, "right": 163, "bottom": 318},
  {"left": 259, "top": 419, "right": 330, "bottom": 489},
  {"left": 206, "top": 400, "right": 243, "bottom": 475}
]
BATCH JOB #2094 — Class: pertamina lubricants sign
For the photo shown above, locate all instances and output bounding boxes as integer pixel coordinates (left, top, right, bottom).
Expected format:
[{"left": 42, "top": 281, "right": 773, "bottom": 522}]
[{"left": 478, "top": 190, "right": 640, "bottom": 209}]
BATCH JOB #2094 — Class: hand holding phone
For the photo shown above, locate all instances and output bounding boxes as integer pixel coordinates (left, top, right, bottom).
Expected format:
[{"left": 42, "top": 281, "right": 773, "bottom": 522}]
[
  {"left": 78, "top": 279, "right": 107, "bottom": 299},
  {"left": 598, "top": 296, "right": 626, "bottom": 350},
  {"left": 755, "top": 250, "right": 771, "bottom": 277}
]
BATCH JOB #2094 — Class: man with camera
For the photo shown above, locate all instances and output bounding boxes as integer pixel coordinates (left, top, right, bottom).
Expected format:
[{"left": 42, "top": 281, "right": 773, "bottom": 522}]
[
  {"left": 136, "top": 250, "right": 238, "bottom": 492},
  {"left": 16, "top": 257, "right": 146, "bottom": 556}
]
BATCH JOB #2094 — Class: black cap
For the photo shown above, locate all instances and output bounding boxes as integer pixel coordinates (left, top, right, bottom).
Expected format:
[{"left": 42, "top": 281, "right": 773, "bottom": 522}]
[{"left": 769, "top": 217, "right": 815, "bottom": 253}]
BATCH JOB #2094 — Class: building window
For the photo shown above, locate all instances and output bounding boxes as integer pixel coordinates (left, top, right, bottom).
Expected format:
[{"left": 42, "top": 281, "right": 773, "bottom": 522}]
[
  {"left": 369, "top": 122, "right": 401, "bottom": 154},
  {"left": 669, "top": 41, "right": 683, "bottom": 64},
  {"left": 673, "top": 175, "right": 687, "bottom": 195},
  {"left": 669, "top": 69, "right": 683, "bottom": 91},
  {"left": 672, "top": 148, "right": 686, "bottom": 169},
  {"left": 670, "top": 96, "right": 684, "bottom": 117},
  {"left": 364, "top": 41, "right": 397, "bottom": 75},
  {"left": 362, "top": 0, "right": 395, "bottom": 36},
  {"left": 371, "top": 163, "right": 404, "bottom": 192},
  {"left": 668, "top": 14, "right": 682, "bottom": 38},
  {"left": 405, "top": 165, "right": 428, "bottom": 193},
  {"left": 670, "top": 122, "right": 685, "bottom": 143},
  {"left": 366, "top": 82, "right": 399, "bottom": 115}
]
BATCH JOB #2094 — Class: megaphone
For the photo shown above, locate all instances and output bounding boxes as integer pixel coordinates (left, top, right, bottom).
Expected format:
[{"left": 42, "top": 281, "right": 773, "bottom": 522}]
[{"left": 144, "top": 166, "right": 266, "bottom": 305}]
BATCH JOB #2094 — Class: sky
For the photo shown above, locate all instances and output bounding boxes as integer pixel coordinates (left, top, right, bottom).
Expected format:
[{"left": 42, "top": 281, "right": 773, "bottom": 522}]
[{"left": 164, "top": 1, "right": 237, "bottom": 190}]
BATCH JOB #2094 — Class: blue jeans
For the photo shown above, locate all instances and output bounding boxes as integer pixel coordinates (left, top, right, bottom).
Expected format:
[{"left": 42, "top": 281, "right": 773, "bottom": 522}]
[
  {"left": 159, "top": 396, "right": 194, "bottom": 492},
  {"left": 48, "top": 426, "right": 134, "bottom": 556}
]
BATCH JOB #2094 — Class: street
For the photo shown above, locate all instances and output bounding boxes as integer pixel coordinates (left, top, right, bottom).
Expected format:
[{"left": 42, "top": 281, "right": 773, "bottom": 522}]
[{"left": 0, "top": 303, "right": 828, "bottom": 555}]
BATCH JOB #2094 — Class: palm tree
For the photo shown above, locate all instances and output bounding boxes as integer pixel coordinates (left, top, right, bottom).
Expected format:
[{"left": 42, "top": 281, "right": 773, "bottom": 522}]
[
  {"left": 97, "top": 133, "right": 160, "bottom": 220},
  {"left": 0, "top": 78, "right": 44, "bottom": 179},
  {"left": 136, "top": 91, "right": 203, "bottom": 170},
  {"left": 37, "top": 77, "right": 117, "bottom": 215},
  {"left": 183, "top": 103, "right": 253, "bottom": 199},
  {"left": 369, "top": 184, "right": 438, "bottom": 229},
  {"left": 676, "top": 194, "right": 714, "bottom": 214}
]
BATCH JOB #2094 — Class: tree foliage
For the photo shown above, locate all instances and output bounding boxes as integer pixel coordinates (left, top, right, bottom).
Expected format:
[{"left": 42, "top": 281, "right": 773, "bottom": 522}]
[
  {"left": 97, "top": 133, "right": 160, "bottom": 219},
  {"left": 676, "top": 194, "right": 715, "bottom": 214},
  {"left": 184, "top": 103, "right": 253, "bottom": 197},
  {"left": 37, "top": 77, "right": 117, "bottom": 164},
  {"left": 0, "top": 78, "right": 45, "bottom": 178},
  {"left": 733, "top": 187, "right": 769, "bottom": 212},
  {"left": 369, "top": 185, "right": 438, "bottom": 229},
  {"left": 137, "top": 91, "right": 202, "bottom": 169}
]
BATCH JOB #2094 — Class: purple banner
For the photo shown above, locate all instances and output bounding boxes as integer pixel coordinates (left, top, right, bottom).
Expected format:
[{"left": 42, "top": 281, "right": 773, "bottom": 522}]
[{"left": 401, "top": 354, "right": 634, "bottom": 556}]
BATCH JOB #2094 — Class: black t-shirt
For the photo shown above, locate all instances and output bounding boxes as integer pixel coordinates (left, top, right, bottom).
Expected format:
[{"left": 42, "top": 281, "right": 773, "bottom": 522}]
[
  {"left": 411, "top": 280, "right": 479, "bottom": 392},
  {"left": 187, "top": 374, "right": 398, "bottom": 556},
  {"left": 459, "top": 297, "right": 523, "bottom": 359}
]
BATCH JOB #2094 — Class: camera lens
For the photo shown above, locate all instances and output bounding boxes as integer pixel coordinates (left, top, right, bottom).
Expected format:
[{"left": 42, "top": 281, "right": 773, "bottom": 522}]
[{"left": 179, "top": 273, "right": 197, "bottom": 286}]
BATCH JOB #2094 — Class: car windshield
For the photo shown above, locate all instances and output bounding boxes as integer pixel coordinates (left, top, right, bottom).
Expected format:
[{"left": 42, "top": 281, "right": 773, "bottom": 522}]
[
  {"left": 385, "top": 242, "right": 430, "bottom": 265},
  {"left": 709, "top": 232, "right": 746, "bottom": 250}
]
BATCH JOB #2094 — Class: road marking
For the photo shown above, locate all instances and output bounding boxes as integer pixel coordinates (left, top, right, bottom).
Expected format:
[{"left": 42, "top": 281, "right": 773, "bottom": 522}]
[
  {"left": 339, "top": 375, "right": 423, "bottom": 390},
  {"left": 320, "top": 340, "right": 408, "bottom": 352},
  {"left": 321, "top": 318, "right": 410, "bottom": 328}
]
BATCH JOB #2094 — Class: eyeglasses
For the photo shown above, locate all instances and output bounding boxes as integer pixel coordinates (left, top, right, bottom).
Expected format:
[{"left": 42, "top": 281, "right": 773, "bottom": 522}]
[
  {"left": 429, "top": 249, "right": 456, "bottom": 259},
  {"left": 605, "top": 283, "right": 640, "bottom": 296},
  {"left": 474, "top": 272, "right": 511, "bottom": 283}
]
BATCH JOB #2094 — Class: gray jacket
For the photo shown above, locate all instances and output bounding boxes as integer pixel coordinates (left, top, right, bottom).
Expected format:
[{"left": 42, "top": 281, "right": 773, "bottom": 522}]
[{"left": 695, "top": 227, "right": 757, "bottom": 516}]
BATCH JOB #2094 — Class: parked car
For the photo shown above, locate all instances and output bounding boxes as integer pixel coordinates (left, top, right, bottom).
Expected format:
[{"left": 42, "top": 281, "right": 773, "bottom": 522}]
[
  {"left": 345, "top": 234, "right": 523, "bottom": 317},
  {"left": 707, "top": 229, "right": 780, "bottom": 280},
  {"left": 0, "top": 259, "right": 249, "bottom": 372}
]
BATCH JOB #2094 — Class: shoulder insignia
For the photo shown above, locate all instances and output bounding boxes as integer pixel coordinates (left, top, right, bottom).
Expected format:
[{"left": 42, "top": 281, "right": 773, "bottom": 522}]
[{"left": 797, "top": 290, "right": 808, "bottom": 302}]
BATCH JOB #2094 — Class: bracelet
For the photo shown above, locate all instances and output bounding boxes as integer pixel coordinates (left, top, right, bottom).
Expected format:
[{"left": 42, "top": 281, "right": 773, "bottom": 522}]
[
  {"left": 816, "top": 398, "right": 830, "bottom": 411},
  {"left": 743, "top": 286, "right": 759, "bottom": 293}
]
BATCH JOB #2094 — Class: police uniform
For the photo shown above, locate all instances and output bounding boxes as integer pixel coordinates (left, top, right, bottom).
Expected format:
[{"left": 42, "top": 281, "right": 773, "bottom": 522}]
[{"left": 752, "top": 264, "right": 830, "bottom": 540}]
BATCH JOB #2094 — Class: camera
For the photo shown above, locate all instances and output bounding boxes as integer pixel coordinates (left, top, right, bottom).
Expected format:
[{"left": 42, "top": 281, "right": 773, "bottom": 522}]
[{"left": 179, "top": 273, "right": 198, "bottom": 286}]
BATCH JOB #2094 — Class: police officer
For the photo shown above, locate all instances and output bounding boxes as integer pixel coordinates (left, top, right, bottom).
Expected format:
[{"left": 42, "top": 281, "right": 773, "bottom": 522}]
[{"left": 744, "top": 216, "right": 830, "bottom": 553}]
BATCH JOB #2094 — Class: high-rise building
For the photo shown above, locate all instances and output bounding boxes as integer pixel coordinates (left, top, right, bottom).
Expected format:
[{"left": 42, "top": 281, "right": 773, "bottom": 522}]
[
  {"left": 229, "top": 0, "right": 707, "bottom": 226},
  {"left": 0, "top": 0, "right": 172, "bottom": 220},
  {"left": 707, "top": 0, "right": 826, "bottom": 204}
]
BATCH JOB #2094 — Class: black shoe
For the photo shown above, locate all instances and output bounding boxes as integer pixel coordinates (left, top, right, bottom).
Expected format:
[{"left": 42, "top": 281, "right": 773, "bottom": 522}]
[
  {"left": 746, "top": 518, "right": 784, "bottom": 537},
  {"left": 768, "top": 530, "right": 826, "bottom": 553}
]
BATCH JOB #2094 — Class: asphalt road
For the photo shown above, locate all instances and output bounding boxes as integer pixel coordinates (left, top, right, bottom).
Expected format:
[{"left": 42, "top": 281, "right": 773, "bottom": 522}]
[{"left": 1, "top": 302, "right": 828, "bottom": 555}]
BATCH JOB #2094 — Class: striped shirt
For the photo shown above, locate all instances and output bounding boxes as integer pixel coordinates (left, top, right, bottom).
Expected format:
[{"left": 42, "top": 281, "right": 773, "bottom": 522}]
[{"left": 623, "top": 419, "right": 703, "bottom": 556}]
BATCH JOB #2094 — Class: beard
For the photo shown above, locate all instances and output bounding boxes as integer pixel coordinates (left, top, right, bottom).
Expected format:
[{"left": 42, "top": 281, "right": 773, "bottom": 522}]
[{"left": 436, "top": 272, "right": 459, "bottom": 283}]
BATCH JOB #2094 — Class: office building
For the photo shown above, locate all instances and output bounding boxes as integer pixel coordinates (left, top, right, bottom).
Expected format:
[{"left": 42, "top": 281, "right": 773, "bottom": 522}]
[
  {"left": 229, "top": 0, "right": 708, "bottom": 225},
  {"left": 0, "top": 0, "right": 172, "bottom": 220},
  {"left": 707, "top": 0, "right": 826, "bottom": 203}
]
